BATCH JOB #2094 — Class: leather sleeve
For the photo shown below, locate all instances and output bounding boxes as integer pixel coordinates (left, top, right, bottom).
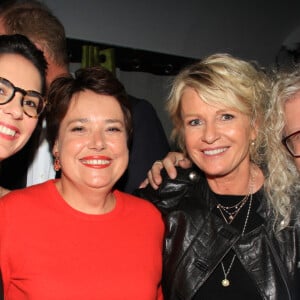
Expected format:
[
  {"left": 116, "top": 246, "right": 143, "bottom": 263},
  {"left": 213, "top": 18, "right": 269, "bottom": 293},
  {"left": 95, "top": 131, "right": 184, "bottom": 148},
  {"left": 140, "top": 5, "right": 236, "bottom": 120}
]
[{"left": 136, "top": 167, "right": 202, "bottom": 214}]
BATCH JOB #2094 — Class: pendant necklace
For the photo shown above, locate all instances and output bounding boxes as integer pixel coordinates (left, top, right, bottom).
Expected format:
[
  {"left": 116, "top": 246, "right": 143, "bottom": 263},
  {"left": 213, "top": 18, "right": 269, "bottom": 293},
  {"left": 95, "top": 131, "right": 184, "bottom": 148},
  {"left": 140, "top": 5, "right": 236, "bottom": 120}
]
[
  {"left": 217, "top": 168, "right": 255, "bottom": 287},
  {"left": 217, "top": 193, "right": 250, "bottom": 224},
  {"left": 220, "top": 193, "right": 252, "bottom": 287}
]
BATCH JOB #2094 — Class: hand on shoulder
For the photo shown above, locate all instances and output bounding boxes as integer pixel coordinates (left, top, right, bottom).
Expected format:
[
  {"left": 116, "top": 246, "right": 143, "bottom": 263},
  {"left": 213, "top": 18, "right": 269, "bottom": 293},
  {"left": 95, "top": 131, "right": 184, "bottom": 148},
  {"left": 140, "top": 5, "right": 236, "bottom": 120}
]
[{"left": 139, "top": 151, "right": 192, "bottom": 189}]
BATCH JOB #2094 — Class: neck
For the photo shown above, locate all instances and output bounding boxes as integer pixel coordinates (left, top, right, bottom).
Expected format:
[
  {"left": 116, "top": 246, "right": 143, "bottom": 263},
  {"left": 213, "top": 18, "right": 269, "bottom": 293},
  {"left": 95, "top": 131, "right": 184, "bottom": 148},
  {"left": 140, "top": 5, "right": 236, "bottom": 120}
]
[
  {"left": 55, "top": 179, "right": 116, "bottom": 215},
  {"left": 46, "top": 62, "right": 69, "bottom": 88},
  {"left": 0, "top": 185, "right": 10, "bottom": 197},
  {"left": 207, "top": 163, "right": 264, "bottom": 195}
]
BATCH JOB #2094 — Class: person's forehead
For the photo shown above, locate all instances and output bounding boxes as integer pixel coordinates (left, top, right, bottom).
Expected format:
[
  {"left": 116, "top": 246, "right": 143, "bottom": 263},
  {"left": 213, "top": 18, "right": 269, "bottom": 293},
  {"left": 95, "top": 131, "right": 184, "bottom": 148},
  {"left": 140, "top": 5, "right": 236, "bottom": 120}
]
[
  {"left": 0, "top": 18, "right": 7, "bottom": 35},
  {"left": 284, "top": 93, "right": 300, "bottom": 132}
]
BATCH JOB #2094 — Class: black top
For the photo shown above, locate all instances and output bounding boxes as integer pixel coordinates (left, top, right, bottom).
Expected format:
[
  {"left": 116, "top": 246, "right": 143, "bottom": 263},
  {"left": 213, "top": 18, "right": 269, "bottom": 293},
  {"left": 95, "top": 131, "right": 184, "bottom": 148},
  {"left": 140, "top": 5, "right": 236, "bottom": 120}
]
[{"left": 193, "top": 191, "right": 264, "bottom": 300}]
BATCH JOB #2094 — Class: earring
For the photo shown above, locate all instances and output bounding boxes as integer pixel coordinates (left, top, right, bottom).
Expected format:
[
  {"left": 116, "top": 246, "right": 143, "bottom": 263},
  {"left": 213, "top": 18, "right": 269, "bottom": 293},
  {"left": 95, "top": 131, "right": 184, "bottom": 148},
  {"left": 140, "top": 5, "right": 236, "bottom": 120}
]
[
  {"left": 251, "top": 140, "right": 255, "bottom": 146},
  {"left": 54, "top": 152, "right": 61, "bottom": 171}
]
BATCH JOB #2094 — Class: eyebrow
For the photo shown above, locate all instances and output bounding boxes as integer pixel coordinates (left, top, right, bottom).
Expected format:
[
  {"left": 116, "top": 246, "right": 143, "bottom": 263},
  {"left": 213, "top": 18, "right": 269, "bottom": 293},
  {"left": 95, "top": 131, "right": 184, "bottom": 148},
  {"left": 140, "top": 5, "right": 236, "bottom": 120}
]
[
  {"left": 66, "top": 118, "right": 124, "bottom": 126},
  {"left": 182, "top": 109, "right": 232, "bottom": 116}
]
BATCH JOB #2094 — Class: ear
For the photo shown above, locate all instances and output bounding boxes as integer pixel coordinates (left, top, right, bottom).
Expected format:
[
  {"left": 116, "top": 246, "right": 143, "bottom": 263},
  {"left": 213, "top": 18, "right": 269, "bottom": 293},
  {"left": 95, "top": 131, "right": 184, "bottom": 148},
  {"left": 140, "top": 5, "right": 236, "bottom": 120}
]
[
  {"left": 34, "top": 41, "right": 45, "bottom": 52},
  {"left": 52, "top": 140, "right": 59, "bottom": 157},
  {"left": 34, "top": 41, "right": 51, "bottom": 62}
]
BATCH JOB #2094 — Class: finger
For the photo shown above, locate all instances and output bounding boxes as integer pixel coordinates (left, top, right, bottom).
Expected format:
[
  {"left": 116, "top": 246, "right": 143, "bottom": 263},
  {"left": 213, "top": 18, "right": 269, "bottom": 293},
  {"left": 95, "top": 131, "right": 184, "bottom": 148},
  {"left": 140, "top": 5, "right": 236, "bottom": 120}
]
[
  {"left": 165, "top": 151, "right": 184, "bottom": 165},
  {"left": 153, "top": 160, "right": 164, "bottom": 167},
  {"left": 162, "top": 151, "right": 185, "bottom": 178},
  {"left": 151, "top": 160, "right": 164, "bottom": 185},
  {"left": 148, "top": 169, "right": 160, "bottom": 190},
  {"left": 177, "top": 157, "right": 192, "bottom": 168},
  {"left": 162, "top": 158, "right": 178, "bottom": 179},
  {"left": 139, "top": 178, "right": 149, "bottom": 189}
]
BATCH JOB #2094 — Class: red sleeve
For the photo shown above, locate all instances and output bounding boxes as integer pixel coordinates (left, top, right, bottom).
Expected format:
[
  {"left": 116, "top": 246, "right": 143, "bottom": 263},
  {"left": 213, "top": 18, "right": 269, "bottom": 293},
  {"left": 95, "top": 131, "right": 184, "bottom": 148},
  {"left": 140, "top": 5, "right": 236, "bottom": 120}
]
[{"left": 157, "top": 284, "right": 164, "bottom": 300}]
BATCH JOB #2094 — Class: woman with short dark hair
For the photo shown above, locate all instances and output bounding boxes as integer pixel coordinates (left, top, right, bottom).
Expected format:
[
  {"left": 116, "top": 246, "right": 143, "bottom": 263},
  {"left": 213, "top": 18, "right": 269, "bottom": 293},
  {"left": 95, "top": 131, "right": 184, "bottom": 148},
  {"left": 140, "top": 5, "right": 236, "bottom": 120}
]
[{"left": 0, "top": 66, "right": 164, "bottom": 299}]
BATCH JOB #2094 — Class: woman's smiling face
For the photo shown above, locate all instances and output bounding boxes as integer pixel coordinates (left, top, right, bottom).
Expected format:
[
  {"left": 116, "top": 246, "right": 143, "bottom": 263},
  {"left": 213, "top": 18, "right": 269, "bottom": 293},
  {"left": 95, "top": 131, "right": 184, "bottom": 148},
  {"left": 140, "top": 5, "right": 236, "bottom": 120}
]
[
  {"left": 53, "top": 89, "right": 129, "bottom": 191},
  {"left": 0, "top": 53, "right": 42, "bottom": 160},
  {"left": 181, "top": 87, "right": 257, "bottom": 179}
]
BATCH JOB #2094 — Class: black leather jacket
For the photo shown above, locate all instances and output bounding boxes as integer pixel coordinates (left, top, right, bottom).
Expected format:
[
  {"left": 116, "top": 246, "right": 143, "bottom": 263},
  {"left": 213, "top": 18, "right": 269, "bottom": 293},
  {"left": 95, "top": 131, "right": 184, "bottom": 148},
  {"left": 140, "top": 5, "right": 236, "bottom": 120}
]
[{"left": 137, "top": 167, "right": 300, "bottom": 300}]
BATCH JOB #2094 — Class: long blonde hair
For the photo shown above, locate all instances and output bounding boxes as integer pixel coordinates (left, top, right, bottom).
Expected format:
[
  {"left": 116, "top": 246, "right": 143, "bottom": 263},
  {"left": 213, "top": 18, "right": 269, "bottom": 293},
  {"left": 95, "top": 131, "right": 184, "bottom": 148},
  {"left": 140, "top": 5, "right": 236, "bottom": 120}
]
[{"left": 265, "top": 69, "right": 300, "bottom": 230}]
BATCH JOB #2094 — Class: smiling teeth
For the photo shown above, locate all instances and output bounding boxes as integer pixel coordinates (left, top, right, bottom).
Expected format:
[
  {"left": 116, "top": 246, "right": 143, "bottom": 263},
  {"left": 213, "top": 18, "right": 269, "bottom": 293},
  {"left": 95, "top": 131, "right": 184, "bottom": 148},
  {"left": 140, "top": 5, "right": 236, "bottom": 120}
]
[
  {"left": 0, "top": 125, "right": 16, "bottom": 137},
  {"left": 204, "top": 148, "right": 227, "bottom": 155},
  {"left": 81, "top": 159, "right": 110, "bottom": 165}
]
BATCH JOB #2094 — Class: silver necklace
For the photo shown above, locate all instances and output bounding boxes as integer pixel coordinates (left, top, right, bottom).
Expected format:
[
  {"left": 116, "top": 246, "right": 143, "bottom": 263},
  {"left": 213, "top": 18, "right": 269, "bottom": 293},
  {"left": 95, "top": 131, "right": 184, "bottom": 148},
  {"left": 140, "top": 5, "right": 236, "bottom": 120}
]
[
  {"left": 220, "top": 194, "right": 253, "bottom": 287},
  {"left": 217, "top": 193, "right": 250, "bottom": 224},
  {"left": 218, "top": 168, "right": 256, "bottom": 287}
]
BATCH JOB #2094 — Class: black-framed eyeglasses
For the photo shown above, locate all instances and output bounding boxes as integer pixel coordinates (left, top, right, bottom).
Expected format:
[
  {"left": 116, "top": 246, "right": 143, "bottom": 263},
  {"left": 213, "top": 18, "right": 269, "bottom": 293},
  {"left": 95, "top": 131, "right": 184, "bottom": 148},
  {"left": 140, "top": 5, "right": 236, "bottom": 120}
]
[
  {"left": 0, "top": 77, "right": 46, "bottom": 118},
  {"left": 282, "top": 130, "right": 300, "bottom": 158}
]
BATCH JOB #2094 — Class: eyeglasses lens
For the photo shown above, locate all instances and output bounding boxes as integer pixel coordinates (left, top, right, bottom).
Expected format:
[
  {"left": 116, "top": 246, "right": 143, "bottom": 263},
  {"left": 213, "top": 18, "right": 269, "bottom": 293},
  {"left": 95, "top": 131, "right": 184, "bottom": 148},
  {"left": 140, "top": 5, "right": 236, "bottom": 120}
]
[
  {"left": 0, "top": 78, "right": 44, "bottom": 117},
  {"left": 286, "top": 132, "right": 300, "bottom": 157},
  {"left": 22, "top": 92, "right": 44, "bottom": 117}
]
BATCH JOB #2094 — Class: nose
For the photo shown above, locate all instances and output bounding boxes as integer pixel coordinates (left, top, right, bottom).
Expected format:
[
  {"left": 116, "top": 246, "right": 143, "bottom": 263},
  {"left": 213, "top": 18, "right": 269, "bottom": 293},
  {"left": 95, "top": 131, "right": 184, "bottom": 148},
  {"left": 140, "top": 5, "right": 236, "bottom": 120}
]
[
  {"left": 1, "top": 93, "right": 23, "bottom": 119},
  {"left": 201, "top": 122, "right": 220, "bottom": 144},
  {"left": 88, "top": 131, "right": 105, "bottom": 151}
]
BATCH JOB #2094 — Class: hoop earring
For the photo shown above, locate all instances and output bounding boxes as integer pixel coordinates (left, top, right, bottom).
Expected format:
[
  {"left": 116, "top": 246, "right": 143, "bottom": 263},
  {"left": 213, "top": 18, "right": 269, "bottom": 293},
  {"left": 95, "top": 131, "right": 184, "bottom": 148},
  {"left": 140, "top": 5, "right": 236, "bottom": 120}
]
[{"left": 54, "top": 152, "right": 61, "bottom": 171}]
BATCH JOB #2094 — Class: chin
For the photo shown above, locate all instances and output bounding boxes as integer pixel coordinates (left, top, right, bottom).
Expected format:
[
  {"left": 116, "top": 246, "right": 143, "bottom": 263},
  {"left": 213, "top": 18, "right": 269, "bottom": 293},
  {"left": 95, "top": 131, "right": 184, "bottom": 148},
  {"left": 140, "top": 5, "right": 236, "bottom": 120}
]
[
  {"left": 84, "top": 178, "right": 113, "bottom": 189},
  {"left": 201, "top": 167, "right": 229, "bottom": 178}
]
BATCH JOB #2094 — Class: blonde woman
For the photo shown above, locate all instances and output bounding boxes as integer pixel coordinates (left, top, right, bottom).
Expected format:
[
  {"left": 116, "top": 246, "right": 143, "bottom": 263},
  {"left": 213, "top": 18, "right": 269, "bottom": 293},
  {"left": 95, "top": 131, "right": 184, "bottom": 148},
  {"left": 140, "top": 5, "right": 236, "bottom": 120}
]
[{"left": 138, "top": 54, "right": 299, "bottom": 299}]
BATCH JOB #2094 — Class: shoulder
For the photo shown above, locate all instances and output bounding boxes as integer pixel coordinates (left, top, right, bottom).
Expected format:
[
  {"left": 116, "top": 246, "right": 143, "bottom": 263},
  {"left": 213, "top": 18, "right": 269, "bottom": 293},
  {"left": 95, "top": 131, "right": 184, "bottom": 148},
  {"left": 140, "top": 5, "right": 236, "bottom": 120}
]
[
  {"left": 114, "top": 190, "right": 164, "bottom": 232},
  {"left": 136, "top": 166, "right": 205, "bottom": 212},
  {"left": 114, "top": 189, "right": 162, "bottom": 215},
  {"left": 290, "top": 190, "right": 300, "bottom": 226},
  {"left": 0, "top": 180, "right": 55, "bottom": 229},
  {"left": 0, "top": 180, "right": 55, "bottom": 208}
]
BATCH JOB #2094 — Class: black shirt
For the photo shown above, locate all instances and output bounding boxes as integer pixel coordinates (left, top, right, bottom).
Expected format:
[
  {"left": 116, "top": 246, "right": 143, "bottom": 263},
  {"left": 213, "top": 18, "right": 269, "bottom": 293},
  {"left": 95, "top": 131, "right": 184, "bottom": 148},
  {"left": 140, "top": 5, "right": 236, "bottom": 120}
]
[{"left": 193, "top": 191, "right": 264, "bottom": 300}]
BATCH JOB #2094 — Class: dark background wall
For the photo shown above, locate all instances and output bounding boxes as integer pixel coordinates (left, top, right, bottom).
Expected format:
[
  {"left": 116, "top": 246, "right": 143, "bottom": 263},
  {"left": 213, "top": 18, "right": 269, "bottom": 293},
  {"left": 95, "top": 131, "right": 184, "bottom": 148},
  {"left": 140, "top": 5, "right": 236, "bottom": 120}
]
[
  {"left": 43, "top": 0, "right": 299, "bottom": 65},
  {"left": 43, "top": 0, "right": 300, "bottom": 137}
]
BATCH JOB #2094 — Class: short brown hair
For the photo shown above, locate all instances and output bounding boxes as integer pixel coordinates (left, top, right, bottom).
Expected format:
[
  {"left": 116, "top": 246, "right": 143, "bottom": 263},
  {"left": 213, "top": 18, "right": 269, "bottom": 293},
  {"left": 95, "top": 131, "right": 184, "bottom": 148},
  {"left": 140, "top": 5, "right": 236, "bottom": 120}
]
[
  {"left": 46, "top": 66, "right": 132, "bottom": 152},
  {"left": 1, "top": 3, "right": 68, "bottom": 67}
]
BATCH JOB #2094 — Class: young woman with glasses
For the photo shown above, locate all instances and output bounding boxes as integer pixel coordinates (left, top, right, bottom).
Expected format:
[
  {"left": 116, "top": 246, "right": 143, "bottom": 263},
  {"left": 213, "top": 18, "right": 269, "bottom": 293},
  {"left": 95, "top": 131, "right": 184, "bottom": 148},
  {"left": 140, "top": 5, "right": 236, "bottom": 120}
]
[{"left": 0, "top": 34, "right": 47, "bottom": 196}]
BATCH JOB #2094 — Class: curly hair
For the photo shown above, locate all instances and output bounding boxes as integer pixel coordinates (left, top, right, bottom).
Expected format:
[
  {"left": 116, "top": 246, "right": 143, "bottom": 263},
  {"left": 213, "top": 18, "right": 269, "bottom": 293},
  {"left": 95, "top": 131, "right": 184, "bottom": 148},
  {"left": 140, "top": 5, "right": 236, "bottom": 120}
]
[
  {"left": 265, "top": 69, "right": 300, "bottom": 231},
  {"left": 167, "top": 53, "right": 270, "bottom": 167}
]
